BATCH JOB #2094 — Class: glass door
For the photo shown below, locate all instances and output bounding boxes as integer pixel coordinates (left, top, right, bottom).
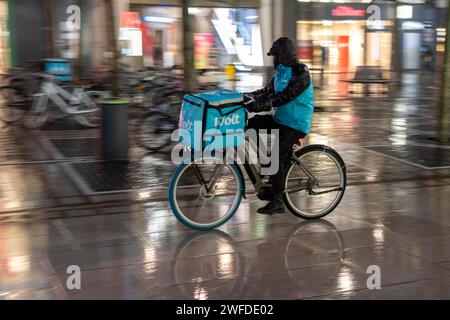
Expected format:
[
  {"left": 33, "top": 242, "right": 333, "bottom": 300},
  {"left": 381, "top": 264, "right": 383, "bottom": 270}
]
[
  {"left": 403, "top": 32, "right": 422, "bottom": 70},
  {"left": 366, "top": 31, "right": 392, "bottom": 69}
]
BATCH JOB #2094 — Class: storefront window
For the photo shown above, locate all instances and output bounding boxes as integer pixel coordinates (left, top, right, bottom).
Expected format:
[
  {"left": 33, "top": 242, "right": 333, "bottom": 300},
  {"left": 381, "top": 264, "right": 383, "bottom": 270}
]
[
  {"left": 297, "top": 19, "right": 393, "bottom": 72},
  {"left": 140, "top": 6, "right": 182, "bottom": 68},
  {"left": 126, "top": 5, "right": 263, "bottom": 70},
  {"left": 0, "top": 0, "right": 10, "bottom": 71},
  {"left": 189, "top": 7, "right": 263, "bottom": 70}
]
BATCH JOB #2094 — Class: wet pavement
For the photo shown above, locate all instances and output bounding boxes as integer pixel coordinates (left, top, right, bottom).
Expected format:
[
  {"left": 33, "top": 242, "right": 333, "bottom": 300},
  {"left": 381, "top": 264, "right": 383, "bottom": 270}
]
[{"left": 1, "top": 72, "right": 450, "bottom": 299}]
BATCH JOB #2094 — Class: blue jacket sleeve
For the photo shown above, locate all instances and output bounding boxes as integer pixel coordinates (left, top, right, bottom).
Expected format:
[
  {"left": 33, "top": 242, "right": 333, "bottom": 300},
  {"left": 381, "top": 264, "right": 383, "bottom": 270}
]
[{"left": 248, "top": 77, "right": 275, "bottom": 97}]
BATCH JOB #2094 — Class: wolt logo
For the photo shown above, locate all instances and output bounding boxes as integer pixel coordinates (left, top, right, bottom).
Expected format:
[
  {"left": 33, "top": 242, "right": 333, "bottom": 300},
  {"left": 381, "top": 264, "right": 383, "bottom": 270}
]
[{"left": 214, "top": 114, "right": 241, "bottom": 127}]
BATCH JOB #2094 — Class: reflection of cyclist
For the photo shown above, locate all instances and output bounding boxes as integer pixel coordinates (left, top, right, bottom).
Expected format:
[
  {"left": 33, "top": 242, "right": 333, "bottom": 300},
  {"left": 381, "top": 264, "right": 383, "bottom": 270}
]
[{"left": 244, "top": 37, "right": 314, "bottom": 215}]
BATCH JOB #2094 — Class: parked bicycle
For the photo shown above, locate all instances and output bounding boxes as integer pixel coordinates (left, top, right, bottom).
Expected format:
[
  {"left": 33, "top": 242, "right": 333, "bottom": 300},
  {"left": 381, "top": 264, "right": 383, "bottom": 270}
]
[
  {"left": 21, "top": 74, "right": 108, "bottom": 128},
  {"left": 136, "top": 83, "right": 218, "bottom": 153},
  {"left": 0, "top": 62, "right": 43, "bottom": 123}
]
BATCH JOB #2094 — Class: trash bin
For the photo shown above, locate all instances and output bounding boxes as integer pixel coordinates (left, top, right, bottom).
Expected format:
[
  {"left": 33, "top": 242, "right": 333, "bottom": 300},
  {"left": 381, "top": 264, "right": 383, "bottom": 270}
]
[{"left": 100, "top": 99, "right": 129, "bottom": 160}]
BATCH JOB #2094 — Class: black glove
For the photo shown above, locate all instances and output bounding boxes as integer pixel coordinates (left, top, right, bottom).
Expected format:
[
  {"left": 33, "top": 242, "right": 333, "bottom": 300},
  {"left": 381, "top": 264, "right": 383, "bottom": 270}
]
[
  {"left": 244, "top": 94, "right": 257, "bottom": 112},
  {"left": 253, "top": 95, "right": 273, "bottom": 112}
]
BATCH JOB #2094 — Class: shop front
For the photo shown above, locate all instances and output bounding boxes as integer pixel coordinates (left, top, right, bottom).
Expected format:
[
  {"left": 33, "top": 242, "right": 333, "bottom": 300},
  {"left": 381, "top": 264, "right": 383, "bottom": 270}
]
[
  {"left": 125, "top": 0, "right": 263, "bottom": 71},
  {"left": 296, "top": 2, "right": 395, "bottom": 73},
  {"left": 395, "top": 3, "right": 439, "bottom": 71},
  {"left": 296, "top": 1, "right": 442, "bottom": 72}
]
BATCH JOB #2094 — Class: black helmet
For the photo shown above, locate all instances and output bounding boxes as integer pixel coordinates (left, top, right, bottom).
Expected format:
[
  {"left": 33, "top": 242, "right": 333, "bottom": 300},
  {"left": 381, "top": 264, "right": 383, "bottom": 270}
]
[{"left": 267, "top": 37, "right": 298, "bottom": 67}]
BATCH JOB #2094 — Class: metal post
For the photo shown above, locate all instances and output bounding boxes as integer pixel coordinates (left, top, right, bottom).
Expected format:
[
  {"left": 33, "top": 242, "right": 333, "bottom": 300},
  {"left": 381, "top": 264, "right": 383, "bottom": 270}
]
[
  {"left": 182, "top": 0, "right": 196, "bottom": 91},
  {"left": 438, "top": 6, "right": 450, "bottom": 143},
  {"left": 392, "top": 3, "right": 403, "bottom": 79},
  {"left": 74, "top": 0, "right": 83, "bottom": 81},
  {"left": 7, "top": 0, "right": 17, "bottom": 67},
  {"left": 104, "top": 0, "right": 118, "bottom": 93},
  {"left": 43, "top": 0, "right": 55, "bottom": 58}
]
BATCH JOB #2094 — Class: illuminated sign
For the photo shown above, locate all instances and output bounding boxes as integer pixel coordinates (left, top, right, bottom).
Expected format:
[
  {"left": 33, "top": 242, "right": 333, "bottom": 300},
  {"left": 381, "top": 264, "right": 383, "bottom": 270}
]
[
  {"left": 331, "top": 6, "right": 365, "bottom": 17},
  {"left": 120, "top": 11, "right": 140, "bottom": 28},
  {"left": 397, "top": 5, "right": 413, "bottom": 19},
  {"left": 396, "top": 0, "right": 425, "bottom": 3},
  {"left": 143, "top": 16, "right": 175, "bottom": 24}
]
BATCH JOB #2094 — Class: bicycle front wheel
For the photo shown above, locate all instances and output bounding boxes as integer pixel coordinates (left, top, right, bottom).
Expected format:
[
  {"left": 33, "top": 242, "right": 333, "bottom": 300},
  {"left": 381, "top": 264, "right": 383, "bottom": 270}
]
[
  {"left": 284, "top": 145, "right": 346, "bottom": 219},
  {"left": 169, "top": 159, "right": 244, "bottom": 231}
]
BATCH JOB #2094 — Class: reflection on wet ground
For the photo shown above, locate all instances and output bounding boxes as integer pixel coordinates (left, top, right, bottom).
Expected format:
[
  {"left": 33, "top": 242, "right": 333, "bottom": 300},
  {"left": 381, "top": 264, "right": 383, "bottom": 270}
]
[{"left": 1, "top": 72, "right": 450, "bottom": 299}]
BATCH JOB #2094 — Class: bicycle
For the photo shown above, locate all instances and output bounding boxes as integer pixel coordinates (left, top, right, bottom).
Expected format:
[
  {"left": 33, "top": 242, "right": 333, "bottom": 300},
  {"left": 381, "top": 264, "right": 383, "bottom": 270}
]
[
  {"left": 22, "top": 74, "right": 110, "bottom": 128},
  {"left": 136, "top": 83, "right": 221, "bottom": 153},
  {"left": 136, "top": 108, "right": 178, "bottom": 152},
  {"left": 169, "top": 120, "right": 347, "bottom": 231},
  {"left": 0, "top": 62, "right": 43, "bottom": 124},
  {"left": 0, "top": 85, "right": 30, "bottom": 123}
]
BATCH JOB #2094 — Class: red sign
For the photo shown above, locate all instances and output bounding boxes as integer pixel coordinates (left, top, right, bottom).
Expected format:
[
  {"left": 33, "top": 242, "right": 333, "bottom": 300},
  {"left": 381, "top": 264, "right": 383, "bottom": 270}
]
[
  {"left": 194, "top": 33, "right": 214, "bottom": 69},
  {"left": 332, "top": 6, "right": 366, "bottom": 17},
  {"left": 120, "top": 11, "right": 140, "bottom": 28}
]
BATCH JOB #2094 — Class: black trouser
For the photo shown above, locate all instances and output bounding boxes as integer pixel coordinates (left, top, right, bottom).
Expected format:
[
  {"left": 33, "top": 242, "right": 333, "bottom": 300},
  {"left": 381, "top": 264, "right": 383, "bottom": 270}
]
[{"left": 247, "top": 115, "right": 306, "bottom": 200}]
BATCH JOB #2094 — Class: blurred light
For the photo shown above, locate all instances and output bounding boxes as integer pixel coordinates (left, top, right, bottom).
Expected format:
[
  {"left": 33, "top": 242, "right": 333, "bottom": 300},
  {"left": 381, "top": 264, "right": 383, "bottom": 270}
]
[
  {"left": 211, "top": 19, "right": 237, "bottom": 54},
  {"left": 437, "top": 28, "right": 446, "bottom": 37},
  {"left": 402, "top": 21, "right": 424, "bottom": 30},
  {"left": 7, "top": 256, "right": 30, "bottom": 274},
  {"left": 367, "top": 20, "right": 385, "bottom": 30},
  {"left": 188, "top": 7, "right": 200, "bottom": 15},
  {"left": 217, "top": 253, "right": 235, "bottom": 277},
  {"left": 373, "top": 223, "right": 385, "bottom": 243},
  {"left": 397, "top": 5, "right": 413, "bottom": 19},
  {"left": 119, "top": 28, "right": 143, "bottom": 56},
  {"left": 138, "top": 191, "right": 152, "bottom": 199},
  {"left": 192, "top": 281, "right": 209, "bottom": 300},
  {"left": 245, "top": 15, "right": 258, "bottom": 20},
  {"left": 337, "top": 266, "right": 355, "bottom": 291},
  {"left": 233, "top": 63, "right": 252, "bottom": 71},
  {"left": 332, "top": 6, "right": 365, "bottom": 17},
  {"left": 397, "top": 0, "right": 425, "bottom": 3},
  {"left": 322, "top": 20, "right": 333, "bottom": 26},
  {"left": 143, "top": 16, "right": 175, "bottom": 24}
]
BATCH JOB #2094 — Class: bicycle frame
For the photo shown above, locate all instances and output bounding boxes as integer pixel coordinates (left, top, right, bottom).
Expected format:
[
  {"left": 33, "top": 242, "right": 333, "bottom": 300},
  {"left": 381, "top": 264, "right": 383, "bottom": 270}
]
[
  {"left": 191, "top": 142, "right": 343, "bottom": 197},
  {"left": 33, "top": 81, "right": 97, "bottom": 115},
  {"left": 189, "top": 134, "right": 317, "bottom": 196}
]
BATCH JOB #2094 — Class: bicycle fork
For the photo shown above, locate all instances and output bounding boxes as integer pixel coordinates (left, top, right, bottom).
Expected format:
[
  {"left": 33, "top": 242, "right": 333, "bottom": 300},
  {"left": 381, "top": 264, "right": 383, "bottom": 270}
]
[{"left": 192, "top": 163, "right": 226, "bottom": 195}]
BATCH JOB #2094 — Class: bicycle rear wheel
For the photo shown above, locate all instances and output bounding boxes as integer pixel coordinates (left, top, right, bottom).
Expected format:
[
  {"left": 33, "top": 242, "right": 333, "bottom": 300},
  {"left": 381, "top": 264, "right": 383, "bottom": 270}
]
[
  {"left": 0, "top": 86, "right": 28, "bottom": 123},
  {"left": 22, "top": 94, "right": 49, "bottom": 129},
  {"left": 284, "top": 145, "right": 346, "bottom": 219},
  {"left": 137, "top": 111, "right": 177, "bottom": 152},
  {"left": 169, "top": 159, "right": 244, "bottom": 231}
]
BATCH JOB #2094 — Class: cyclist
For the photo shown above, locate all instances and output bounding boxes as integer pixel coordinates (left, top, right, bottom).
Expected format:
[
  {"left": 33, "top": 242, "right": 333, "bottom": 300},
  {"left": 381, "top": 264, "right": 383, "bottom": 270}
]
[{"left": 244, "top": 37, "right": 314, "bottom": 215}]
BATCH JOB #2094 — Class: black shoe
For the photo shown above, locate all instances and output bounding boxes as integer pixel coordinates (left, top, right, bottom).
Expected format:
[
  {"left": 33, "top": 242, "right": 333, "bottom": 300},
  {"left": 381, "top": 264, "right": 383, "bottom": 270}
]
[{"left": 257, "top": 199, "right": 285, "bottom": 215}]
